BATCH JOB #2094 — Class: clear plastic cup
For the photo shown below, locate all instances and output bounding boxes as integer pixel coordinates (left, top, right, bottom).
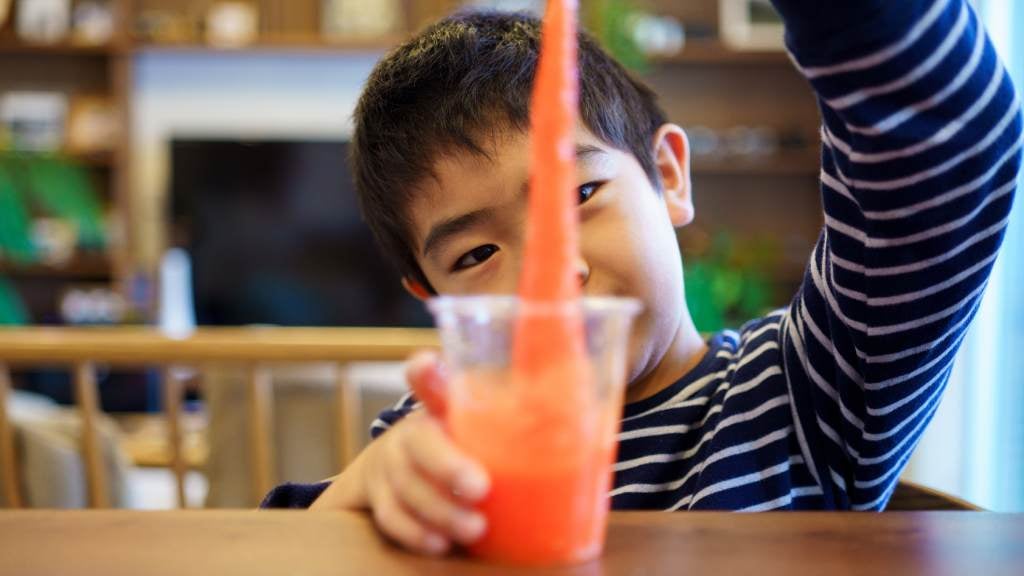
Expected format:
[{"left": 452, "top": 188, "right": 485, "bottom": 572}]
[{"left": 426, "top": 295, "right": 641, "bottom": 566}]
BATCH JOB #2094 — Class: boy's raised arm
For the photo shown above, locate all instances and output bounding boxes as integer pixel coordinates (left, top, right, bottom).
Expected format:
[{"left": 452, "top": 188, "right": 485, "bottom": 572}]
[{"left": 773, "top": 0, "right": 1022, "bottom": 509}]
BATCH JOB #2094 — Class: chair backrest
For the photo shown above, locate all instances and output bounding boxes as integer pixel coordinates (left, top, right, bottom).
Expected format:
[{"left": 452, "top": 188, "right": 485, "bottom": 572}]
[
  {"left": 0, "top": 327, "right": 437, "bottom": 509},
  {"left": 886, "top": 480, "right": 981, "bottom": 511},
  {"left": 2, "top": 328, "right": 981, "bottom": 512}
]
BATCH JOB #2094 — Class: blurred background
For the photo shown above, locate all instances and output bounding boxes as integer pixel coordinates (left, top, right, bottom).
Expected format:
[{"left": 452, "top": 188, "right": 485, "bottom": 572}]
[{"left": 0, "top": 0, "right": 1020, "bottom": 511}]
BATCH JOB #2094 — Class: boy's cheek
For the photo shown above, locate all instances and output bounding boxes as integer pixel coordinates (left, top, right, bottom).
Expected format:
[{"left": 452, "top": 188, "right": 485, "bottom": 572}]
[{"left": 582, "top": 218, "right": 652, "bottom": 290}]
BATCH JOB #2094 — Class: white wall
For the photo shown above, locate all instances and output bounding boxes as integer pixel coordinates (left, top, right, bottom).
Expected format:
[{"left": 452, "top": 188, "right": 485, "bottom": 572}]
[
  {"left": 902, "top": 0, "right": 1024, "bottom": 511},
  {"left": 131, "top": 51, "right": 382, "bottom": 266}
]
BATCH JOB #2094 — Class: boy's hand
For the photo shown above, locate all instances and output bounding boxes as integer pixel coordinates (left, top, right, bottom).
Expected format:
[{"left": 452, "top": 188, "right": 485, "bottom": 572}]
[{"left": 310, "top": 352, "right": 490, "bottom": 556}]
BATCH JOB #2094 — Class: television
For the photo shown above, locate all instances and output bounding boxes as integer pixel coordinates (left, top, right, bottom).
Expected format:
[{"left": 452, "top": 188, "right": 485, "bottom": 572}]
[{"left": 170, "top": 138, "right": 430, "bottom": 327}]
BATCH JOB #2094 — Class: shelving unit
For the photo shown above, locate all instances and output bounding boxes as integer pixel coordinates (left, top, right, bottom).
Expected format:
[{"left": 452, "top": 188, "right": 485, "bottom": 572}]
[
  {"left": 0, "top": 0, "right": 823, "bottom": 325},
  {"left": 0, "top": 0, "right": 133, "bottom": 323},
  {"left": 635, "top": 3, "right": 822, "bottom": 320}
]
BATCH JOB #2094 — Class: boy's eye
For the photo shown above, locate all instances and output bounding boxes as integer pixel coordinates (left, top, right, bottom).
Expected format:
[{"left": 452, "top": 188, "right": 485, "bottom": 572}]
[
  {"left": 578, "top": 181, "right": 603, "bottom": 204},
  {"left": 452, "top": 244, "right": 499, "bottom": 272}
]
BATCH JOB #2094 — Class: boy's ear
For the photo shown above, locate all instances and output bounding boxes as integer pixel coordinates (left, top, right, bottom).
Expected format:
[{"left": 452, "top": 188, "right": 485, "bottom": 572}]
[
  {"left": 653, "top": 124, "right": 694, "bottom": 228},
  {"left": 402, "top": 277, "right": 432, "bottom": 301}
]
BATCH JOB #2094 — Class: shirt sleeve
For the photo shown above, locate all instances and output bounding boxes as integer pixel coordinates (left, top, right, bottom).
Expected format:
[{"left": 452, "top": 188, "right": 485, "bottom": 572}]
[
  {"left": 772, "top": 0, "right": 1022, "bottom": 509},
  {"left": 368, "top": 391, "right": 420, "bottom": 440},
  {"left": 258, "top": 393, "right": 420, "bottom": 508},
  {"left": 259, "top": 481, "right": 331, "bottom": 509}
]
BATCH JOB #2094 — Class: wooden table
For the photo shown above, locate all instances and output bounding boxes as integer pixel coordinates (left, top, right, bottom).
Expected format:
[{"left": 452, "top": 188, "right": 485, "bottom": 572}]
[{"left": 1, "top": 511, "right": 1021, "bottom": 575}]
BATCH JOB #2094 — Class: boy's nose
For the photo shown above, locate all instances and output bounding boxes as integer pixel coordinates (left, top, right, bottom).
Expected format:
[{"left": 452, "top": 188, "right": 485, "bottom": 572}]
[{"left": 576, "top": 257, "right": 591, "bottom": 288}]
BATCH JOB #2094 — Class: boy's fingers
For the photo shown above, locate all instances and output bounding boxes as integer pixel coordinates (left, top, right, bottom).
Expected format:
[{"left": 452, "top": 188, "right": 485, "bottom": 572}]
[
  {"left": 405, "top": 350, "right": 441, "bottom": 382},
  {"left": 371, "top": 485, "right": 450, "bottom": 556},
  {"left": 405, "top": 350, "right": 449, "bottom": 418},
  {"left": 401, "top": 416, "right": 490, "bottom": 502},
  {"left": 386, "top": 455, "right": 486, "bottom": 545}
]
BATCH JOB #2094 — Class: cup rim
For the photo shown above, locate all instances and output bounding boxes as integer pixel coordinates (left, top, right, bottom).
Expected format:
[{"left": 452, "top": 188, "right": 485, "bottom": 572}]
[{"left": 426, "top": 294, "right": 643, "bottom": 317}]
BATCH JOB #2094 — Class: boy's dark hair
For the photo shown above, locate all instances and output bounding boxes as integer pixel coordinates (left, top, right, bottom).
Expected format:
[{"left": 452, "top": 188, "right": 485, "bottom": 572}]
[{"left": 352, "top": 10, "right": 668, "bottom": 291}]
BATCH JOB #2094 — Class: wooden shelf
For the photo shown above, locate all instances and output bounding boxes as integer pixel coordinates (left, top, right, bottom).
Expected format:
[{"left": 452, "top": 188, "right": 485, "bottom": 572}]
[
  {"left": 0, "top": 150, "right": 115, "bottom": 167},
  {"left": 653, "top": 40, "right": 791, "bottom": 66},
  {"left": 133, "top": 37, "right": 789, "bottom": 65},
  {"left": 0, "top": 255, "right": 113, "bottom": 280},
  {"left": 133, "top": 34, "right": 405, "bottom": 55},
  {"left": 692, "top": 150, "right": 819, "bottom": 176},
  {"left": 0, "top": 38, "right": 120, "bottom": 56},
  {"left": 68, "top": 150, "right": 116, "bottom": 167}
]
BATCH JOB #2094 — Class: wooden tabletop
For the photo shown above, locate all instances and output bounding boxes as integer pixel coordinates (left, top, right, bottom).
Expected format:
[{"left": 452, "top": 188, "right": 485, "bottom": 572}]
[{"left": 1, "top": 511, "right": 1021, "bottom": 575}]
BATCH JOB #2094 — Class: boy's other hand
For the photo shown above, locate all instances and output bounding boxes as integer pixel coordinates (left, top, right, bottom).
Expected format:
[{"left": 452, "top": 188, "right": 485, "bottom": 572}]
[{"left": 310, "top": 352, "right": 490, "bottom": 556}]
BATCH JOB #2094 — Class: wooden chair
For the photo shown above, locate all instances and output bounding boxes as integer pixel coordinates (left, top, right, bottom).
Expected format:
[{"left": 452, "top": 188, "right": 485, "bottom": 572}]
[
  {"left": 887, "top": 480, "right": 981, "bottom": 511},
  {"left": 0, "top": 327, "right": 436, "bottom": 509},
  {"left": 0, "top": 327, "right": 981, "bottom": 513}
]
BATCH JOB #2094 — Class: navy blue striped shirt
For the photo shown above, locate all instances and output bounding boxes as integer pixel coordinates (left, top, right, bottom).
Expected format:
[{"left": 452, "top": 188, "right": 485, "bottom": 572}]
[{"left": 262, "top": 0, "right": 1022, "bottom": 512}]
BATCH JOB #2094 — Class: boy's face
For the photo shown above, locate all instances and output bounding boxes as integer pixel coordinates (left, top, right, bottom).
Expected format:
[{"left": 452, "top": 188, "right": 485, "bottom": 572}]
[{"left": 404, "top": 124, "right": 694, "bottom": 385}]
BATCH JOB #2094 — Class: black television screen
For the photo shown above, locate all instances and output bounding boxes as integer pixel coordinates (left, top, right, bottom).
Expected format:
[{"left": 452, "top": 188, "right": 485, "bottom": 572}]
[{"left": 170, "top": 138, "right": 430, "bottom": 327}]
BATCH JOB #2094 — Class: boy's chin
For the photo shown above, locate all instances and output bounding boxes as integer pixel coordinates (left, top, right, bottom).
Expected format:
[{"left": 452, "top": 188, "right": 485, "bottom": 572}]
[{"left": 623, "top": 330, "right": 653, "bottom": 390}]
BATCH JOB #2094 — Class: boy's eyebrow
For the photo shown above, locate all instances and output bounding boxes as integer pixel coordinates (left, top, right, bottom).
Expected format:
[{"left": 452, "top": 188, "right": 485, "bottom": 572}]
[
  {"left": 576, "top": 144, "right": 606, "bottom": 164},
  {"left": 421, "top": 145, "right": 608, "bottom": 259},
  {"left": 422, "top": 207, "right": 497, "bottom": 259}
]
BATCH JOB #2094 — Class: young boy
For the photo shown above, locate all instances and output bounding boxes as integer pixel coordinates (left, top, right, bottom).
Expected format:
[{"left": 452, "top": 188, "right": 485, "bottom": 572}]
[{"left": 263, "top": 0, "right": 1022, "bottom": 557}]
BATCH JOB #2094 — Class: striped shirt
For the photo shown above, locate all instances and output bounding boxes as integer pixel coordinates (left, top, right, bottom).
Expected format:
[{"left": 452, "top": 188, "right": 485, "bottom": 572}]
[{"left": 369, "top": 0, "right": 1023, "bottom": 512}]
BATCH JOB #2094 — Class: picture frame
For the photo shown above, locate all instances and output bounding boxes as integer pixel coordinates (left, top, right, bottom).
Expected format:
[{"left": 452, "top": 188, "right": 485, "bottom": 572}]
[{"left": 718, "top": 0, "right": 785, "bottom": 51}]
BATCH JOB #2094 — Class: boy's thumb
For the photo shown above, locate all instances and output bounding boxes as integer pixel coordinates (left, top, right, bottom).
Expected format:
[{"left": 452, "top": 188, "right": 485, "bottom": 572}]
[{"left": 406, "top": 350, "right": 448, "bottom": 419}]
